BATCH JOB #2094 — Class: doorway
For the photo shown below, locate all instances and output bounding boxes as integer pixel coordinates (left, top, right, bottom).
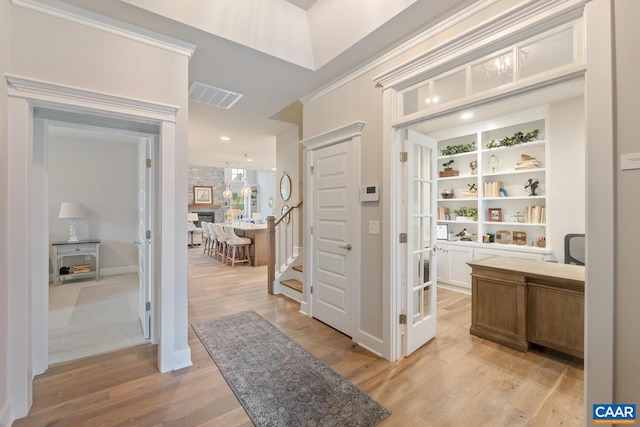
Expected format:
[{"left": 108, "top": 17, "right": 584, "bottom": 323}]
[{"left": 45, "top": 122, "right": 155, "bottom": 363}]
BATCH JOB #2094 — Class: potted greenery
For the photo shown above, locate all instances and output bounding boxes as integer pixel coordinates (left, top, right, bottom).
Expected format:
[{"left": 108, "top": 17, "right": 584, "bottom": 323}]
[
  {"left": 453, "top": 207, "right": 478, "bottom": 221},
  {"left": 439, "top": 159, "right": 459, "bottom": 177}
]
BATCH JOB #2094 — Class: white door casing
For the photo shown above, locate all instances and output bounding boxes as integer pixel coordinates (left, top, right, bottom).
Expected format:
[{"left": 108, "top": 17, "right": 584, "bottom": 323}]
[
  {"left": 402, "top": 130, "right": 438, "bottom": 356},
  {"left": 302, "top": 122, "right": 363, "bottom": 343},
  {"left": 137, "top": 138, "right": 153, "bottom": 340}
]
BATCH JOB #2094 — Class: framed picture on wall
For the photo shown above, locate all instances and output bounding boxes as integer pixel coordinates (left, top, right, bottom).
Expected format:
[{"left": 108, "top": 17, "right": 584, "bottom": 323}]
[{"left": 193, "top": 186, "right": 213, "bottom": 205}]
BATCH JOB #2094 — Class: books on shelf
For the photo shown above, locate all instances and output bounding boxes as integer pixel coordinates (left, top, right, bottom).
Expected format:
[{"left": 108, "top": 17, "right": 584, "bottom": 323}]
[
  {"left": 515, "top": 154, "right": 540, "bottom": 170},
  {"left": 72, "top": 264, "right": 92, "bottom": 274},
  {"left": 525, "top": 205, "right": 546, "bottom": 223},
  {"left": 437, "top": 207, "right": 449, "bottom": 220},
  {"left": 483, "top": 181, "right": 503, "bottom": 198}
]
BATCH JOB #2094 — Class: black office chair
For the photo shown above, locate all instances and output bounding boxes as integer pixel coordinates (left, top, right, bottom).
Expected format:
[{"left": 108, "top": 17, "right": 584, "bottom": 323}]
[{"left": 564, "top": 233, "right": 585, "bottom": 265}]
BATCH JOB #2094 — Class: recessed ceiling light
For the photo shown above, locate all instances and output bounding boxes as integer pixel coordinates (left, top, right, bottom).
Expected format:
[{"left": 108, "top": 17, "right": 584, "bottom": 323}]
[
  {"left": 461, "top": 112, "right": 474, "bottom": 120},
  {"left": 220, "top": 136, "right": 230, "bottom": 141},
  {"left": 247, "top": 158, "right": 253, "bottom": 162}
]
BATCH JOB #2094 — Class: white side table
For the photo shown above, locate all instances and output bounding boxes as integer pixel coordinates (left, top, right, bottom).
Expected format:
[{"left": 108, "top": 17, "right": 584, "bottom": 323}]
[{"left": 52, "top": 240, "right": 101, "bottom": 284}]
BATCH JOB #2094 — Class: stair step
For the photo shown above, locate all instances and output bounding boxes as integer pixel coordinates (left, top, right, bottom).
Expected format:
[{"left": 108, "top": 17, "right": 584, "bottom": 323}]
[
  {"left": 292, "top": 265, "right": 303, "bottom": 273},
  {"left": 281, "top": 279, "right": 303, "bottom": 293}
]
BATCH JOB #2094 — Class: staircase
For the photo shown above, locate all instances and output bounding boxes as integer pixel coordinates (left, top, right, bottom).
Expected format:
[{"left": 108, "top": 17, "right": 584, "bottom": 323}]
[{"left": 267, "top": 201, "right": 305, "bottom": 304}]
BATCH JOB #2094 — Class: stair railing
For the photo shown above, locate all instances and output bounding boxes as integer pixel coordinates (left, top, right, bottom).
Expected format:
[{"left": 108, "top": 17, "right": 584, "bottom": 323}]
[{"left": 267, "top": 200, "right": 303, "bottom": 294}]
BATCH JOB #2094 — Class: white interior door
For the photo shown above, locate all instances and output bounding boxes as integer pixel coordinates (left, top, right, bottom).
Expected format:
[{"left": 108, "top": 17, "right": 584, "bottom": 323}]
[
  {"left": 311, "top": 141, "right": 355, "bottom": 337},
  {"left": 137, "top": 138, "right": 152, "bottom": 339},
  {"left": 404, "top": 129, "right": 438, "bottom": 355}
]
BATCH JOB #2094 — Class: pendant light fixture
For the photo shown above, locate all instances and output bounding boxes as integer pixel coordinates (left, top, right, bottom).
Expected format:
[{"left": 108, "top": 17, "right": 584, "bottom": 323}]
[
  {"left": 222, "top": 182, "right": 232, "bottom": 199},
  {"left": 241, "top": 154, "right": 252, "bottom": 196}
]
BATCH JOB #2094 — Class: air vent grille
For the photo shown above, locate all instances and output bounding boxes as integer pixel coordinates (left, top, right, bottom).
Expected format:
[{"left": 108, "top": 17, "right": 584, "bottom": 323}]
[{"left": 188, "top": 81, "right": 243, "bottom": 109}]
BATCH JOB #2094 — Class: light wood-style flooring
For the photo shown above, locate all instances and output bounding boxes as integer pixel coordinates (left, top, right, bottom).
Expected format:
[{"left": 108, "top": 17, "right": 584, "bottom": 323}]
[{"left": 15, "top": 248, "right": 584, "bottom": 426}]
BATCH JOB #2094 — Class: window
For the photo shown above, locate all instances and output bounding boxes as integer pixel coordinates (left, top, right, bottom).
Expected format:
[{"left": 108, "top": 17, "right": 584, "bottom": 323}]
[{"left": 231, "top": 168, "right": 245, "bottom": 181}]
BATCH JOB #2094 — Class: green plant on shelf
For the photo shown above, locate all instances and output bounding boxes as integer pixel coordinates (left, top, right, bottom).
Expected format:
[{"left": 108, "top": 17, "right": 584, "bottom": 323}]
[
  {"left": 486, "top": 129, "right": 539, "bottom": 149},
  {"left": 440, "top": 141, "right": 476, "bottom": 156},
  {"left": 442, "top": 159, "right": 455, "bottom": 170},
  {"left": 453, "top": 207, "right": 478, "bottom": 220}
]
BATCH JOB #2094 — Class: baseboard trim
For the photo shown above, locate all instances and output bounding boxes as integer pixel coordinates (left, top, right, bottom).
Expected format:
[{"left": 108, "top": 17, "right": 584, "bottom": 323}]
[
  {"left": 172, "top": 348, "right": 193, "bottom": 371},
  {"left": 0, "top": 400, "right": 12, "bottom": 427}
]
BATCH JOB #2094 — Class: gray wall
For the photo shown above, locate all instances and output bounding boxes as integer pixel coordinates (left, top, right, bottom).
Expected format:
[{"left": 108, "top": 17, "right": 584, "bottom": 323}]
[
  {"left": 48, "top": 133, "right": 139, "bottom": 275},
  {"left": 614, "top": 0, "right": 640, "bottom": 404}
]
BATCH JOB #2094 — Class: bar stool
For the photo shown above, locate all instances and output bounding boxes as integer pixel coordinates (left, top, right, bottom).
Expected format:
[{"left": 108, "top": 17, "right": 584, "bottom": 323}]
[
  {"left": 222, "top": 225, "right": 252, "bottom": 267},
  {"left": 207, "top": 222, "right": 218, "bottom": 259},
  {"left": 214, "top": 223, "right": 228, "bottom": 263},
  {"left": 201, "top": 221, "right": 210, "bottom": 255}
]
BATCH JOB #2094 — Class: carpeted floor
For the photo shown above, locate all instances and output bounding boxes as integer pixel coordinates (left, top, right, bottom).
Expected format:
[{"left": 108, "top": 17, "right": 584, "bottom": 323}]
[
  {"left": 193, "top": 310, "right": 390, "bottom": 427},
  {"left": 49, "top": 273, "right": 148, "bottom": 364}
]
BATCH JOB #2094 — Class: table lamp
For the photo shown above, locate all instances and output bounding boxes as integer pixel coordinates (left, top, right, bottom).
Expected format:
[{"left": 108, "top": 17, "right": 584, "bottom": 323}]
[
  {"left": 58, "top": 202, "right": 85, "bottom": 242},
  {"left": 188, "top": 212, "right": 199, "bottom": 230}
]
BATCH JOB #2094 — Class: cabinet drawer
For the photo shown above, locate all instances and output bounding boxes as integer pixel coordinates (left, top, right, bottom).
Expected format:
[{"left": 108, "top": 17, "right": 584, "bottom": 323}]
[{"left": 56, "top": 244, "right": 96, "bottom": 255}]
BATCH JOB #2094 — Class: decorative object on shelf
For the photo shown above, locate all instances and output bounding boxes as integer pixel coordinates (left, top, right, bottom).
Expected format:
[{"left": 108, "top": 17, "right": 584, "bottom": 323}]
[
  {"left": 486, "top": 129, "right": 539, "bottom": 149},
  {"left": 58, "top": 202, "right": 86, "bottom": 242},
  {"left": 440, "top": 189, "right": 455, "bottom": 199},
  {"left": 440, "top": 141, "right": 476, "bottom": 156},
  {"left": 194, "top": 186, "right": 213, "bottom": 205},
  {"left": 469, "top": 160, "right": 478, "bottom": 175},
  {"left": 488, "top": 154, "right": 499, "bottom": 173},
  {"left": 436, "top": 224, "right": 448, "bottom": 240},
  {"left": 482, "top": 233, "right": 495, "bottom": 243},
  {"left": 453, "top": 207, "right": 478, "bottom": 221},
  {"left": 511, "top": 211, "right": 526, "bottom": 223},
  {"left": 525, "top": 205, "right": 546, "bottom": 223},
  {"left": 240, "top": 154, "right": 252, "bottom": 197},
  {"left": 513, "top": 231, "right": 527, "bottom": 245},
  {"left": 439, "top": 159, "right": 459, "bottom": 177},
  {"left": 456, "top": 228, "right": 474, "bottom": 241},
  {"left": 515, "top": 154, "right": 540, "bottom": 170},
  {"left": 499, "top": 188, "right": 509, "bottom": 197},
  {"left": 525, "top": 178, "right": 539, "bottom": 196},
  {"left": 462, "top": 183, "right": 477, "bottom": 198},
  {"left": 280, "top": 172, "right": 292, "bottom": 201},
  {"left": 488, "top": 208, "right": 502, "bottom": 222},
  {"left": 495, "top": 230, "right": 512, "bottom": 244},
  {"left": 538, "top": 236, "right": 546, "bottom": 248}
]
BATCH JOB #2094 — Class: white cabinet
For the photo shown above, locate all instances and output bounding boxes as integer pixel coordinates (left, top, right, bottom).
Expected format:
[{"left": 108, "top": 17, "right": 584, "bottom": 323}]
[{"left": 436, "top": 243, "right": 473, "bottom": 292}]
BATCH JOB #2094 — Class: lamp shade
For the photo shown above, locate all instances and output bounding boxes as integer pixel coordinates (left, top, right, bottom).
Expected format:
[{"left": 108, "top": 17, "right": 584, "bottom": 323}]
[
  {"left": 58, "top": 202, "right": 85, "bottom": 219},
  {"left": 187, "top": 212, "right": 199, "bottom": 222}
]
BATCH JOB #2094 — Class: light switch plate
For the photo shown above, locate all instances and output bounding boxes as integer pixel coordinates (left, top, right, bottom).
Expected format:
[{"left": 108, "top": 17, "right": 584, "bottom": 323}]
[
  {"left": 621, "top": 152, "right": 640, "bottom": 170},
  {"left": 368, "top": 220, "right": 380, "bottom": 235}
]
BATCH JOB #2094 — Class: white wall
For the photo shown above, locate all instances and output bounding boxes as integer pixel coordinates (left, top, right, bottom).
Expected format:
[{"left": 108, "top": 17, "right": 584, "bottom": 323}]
[
  {"left": 613, "top": 0, "right": 640, "bottom": 404},
  {"left": 48, "top": 133, "right": 139, "bottom": 276},
  {"left": 5, "top": 2, "right": 191, "bottom": 421},
  {"left": 549, "top": 96, "right": 585, "bottom": 262},
  {"left": 256, "top": 170, "right": 276, "bottom": 219},
  {"left": 0, "top": 1, "right": 11, "bottom": 425}
]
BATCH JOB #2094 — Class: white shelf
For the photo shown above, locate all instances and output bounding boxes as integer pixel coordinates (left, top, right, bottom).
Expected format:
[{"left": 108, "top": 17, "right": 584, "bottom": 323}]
[
  {"left": 437, "top": 151, "right": 478, "bottom": 160},
  {"left": 482, "top": 221, "right": 546, "bottom": 227},
  {"left": 481, "top": 140, "right": 546, "bottom": 153},
  {"left": 438, "top": 174, "right": 477, "bottom": 181},
  {"left": 483, "top": 196, "right": 545, "bottom": 201},
  {"left": 482, "top": 168, "right": 546, "bottom": 177}
]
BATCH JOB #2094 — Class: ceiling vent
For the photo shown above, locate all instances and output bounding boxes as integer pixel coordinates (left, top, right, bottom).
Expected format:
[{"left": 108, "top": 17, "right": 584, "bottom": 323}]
[{"left": 188, "top": 81, "right": 243, "bottom": 109}]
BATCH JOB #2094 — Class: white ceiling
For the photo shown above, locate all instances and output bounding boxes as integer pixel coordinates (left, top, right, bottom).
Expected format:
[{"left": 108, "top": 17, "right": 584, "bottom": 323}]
[{"left": 51, "top": 0, "right": 477, "bottom": 171}]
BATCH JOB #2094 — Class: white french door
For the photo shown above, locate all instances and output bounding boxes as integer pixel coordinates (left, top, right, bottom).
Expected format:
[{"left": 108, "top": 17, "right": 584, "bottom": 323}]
[
  {"left": 137, "top": 138, "right": 153, "bottom": 340},
  {"left": 403, "top": 129, "right": 438, "bottom": 355}
]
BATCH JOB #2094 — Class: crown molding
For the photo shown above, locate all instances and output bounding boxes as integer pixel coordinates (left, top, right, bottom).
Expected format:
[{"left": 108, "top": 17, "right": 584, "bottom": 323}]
[
  {"left": 6, "top": 74, "right": 179, "bottom": 120},
  {"left": 299, "top": 0, "right": 498, "bottom": 106},
  {"left": 11, "top": 0, "right": 196, "bottom": 59},
  {"left": 373, "top": 0, "right": 586, "bottom": 90},
  {"left": 301, "top": 121, "right": 365, "bottom": 150}
]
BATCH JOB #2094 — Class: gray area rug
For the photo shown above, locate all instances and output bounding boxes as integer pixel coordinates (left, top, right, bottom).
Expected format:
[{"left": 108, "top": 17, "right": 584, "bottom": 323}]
[{"left": 192, "top": 310, "right": 390, "bottom": 427}]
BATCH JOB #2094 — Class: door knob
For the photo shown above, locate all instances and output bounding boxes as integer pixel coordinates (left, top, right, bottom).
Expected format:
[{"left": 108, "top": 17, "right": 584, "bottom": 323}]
[{"left": 339, "top": 243, "right": 352, "bottom": 250}]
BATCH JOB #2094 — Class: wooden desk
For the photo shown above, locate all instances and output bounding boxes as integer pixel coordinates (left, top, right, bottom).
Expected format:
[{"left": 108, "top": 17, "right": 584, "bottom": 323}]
[
  {"left": 231, "top": 223, "right": 269, "bottom": 266},
  {"left": 467, "top": 257, "right": 585, "bottom": 357}
]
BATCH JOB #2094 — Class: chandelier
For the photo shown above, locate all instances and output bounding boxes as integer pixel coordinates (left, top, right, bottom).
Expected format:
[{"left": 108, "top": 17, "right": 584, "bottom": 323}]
[
  {"left": 481, "top": 50, "right": 528, "bottom": 79},
  {"left": 240, "top": 154, "right": 252, "bottom": 197}
]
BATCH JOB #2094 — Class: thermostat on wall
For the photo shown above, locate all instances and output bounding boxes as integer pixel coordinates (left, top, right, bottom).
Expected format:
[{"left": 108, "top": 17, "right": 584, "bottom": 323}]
[{"left": 360, "top": 185, "right": 379, "bottom": 202}]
